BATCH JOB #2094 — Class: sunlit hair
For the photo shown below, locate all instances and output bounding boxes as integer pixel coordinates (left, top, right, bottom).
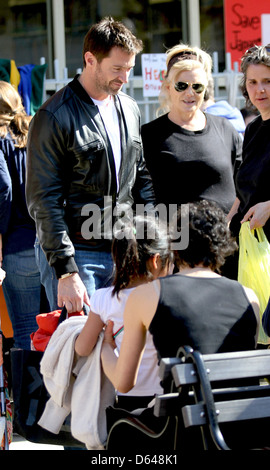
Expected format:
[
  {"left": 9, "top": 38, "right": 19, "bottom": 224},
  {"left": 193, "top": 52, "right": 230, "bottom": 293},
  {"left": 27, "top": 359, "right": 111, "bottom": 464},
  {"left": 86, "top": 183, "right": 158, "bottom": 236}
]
[
  {"left": 157, "top": 60, "right": 208, "bottom": 116},
  {"left": 166, "top": 44, "right": 213, "bottom": 80},
  {"left": 240, "top": 44, "right": 270, "bottom": 109},
  {"left": 83, "top": 16, "right": 143, "bottom": 66},
  {"left": 173, "top": 200, "right": 237, "bottom": 272},
  {"left": 111, "top": 215, "right": 173, "bottom": 296},
  {"left": 0, "top": 81, "right": 31, "bottom": 148}
]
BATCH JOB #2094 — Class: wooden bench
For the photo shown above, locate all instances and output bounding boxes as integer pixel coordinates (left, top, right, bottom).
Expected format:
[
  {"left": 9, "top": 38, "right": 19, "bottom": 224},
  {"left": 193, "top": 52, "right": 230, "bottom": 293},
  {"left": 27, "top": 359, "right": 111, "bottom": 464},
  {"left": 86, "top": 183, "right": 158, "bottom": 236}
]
[
  {"left": 106, "top": 346, "right": 270, "bottom": 451},
  {"left": 154, "top": 346, "right": 270, "bottom": 450}
]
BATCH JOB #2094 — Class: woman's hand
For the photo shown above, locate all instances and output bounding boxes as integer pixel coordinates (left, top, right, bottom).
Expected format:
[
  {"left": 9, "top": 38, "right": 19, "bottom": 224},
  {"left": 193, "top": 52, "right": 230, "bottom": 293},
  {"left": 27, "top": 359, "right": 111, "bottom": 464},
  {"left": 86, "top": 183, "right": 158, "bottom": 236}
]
[{"left": 241, "top": 201, "right": 270, "bottom": 230}]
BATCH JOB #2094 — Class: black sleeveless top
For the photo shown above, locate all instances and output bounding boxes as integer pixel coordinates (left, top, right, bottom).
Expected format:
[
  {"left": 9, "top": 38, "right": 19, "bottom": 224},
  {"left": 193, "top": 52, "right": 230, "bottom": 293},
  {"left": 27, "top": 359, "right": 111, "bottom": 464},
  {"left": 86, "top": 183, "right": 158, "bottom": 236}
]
[{"left": 149, "top": 274, "right": 257, "bottom": 359}]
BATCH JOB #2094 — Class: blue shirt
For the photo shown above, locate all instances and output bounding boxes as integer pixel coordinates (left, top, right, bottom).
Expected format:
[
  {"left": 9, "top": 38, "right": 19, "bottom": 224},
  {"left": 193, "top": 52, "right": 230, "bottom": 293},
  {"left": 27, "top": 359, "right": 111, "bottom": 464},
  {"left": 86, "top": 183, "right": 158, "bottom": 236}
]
[
  {"left": 0, "top": 133, "right": 36, "bottom": 255},
  {"left": 205, "top": 100, "right": 246, "bottom": 136}
]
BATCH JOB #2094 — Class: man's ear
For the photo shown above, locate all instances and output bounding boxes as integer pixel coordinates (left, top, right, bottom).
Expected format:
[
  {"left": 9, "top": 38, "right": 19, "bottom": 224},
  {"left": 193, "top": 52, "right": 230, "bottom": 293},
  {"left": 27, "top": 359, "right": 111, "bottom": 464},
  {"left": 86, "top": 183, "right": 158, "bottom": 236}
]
[{"left": 84, "top": 51, "right": 96, "bottom": 67}]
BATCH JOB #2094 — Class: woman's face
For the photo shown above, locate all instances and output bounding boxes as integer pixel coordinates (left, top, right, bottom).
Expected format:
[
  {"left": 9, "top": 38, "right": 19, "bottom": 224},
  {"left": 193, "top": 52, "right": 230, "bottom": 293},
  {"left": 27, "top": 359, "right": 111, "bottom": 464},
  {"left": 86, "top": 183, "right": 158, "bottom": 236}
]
[
  {"left": 246, "top": 64, "right": 270, "bottom": 120},
  {"left": 168, "top": 67, "right": 206, "bottom": 116}
]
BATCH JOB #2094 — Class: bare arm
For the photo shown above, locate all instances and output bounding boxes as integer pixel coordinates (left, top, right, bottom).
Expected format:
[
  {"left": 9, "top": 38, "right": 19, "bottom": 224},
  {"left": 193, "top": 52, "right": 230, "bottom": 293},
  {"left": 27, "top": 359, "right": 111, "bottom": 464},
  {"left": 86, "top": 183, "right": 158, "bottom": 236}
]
[
  {"left": 101, "top": 283, "right": 159, "bottom": 393},
  {"left": 75, "top": 309, "right": 104, "bottom": 356},
  {"left": 227, "top": 197, "right": 240, "bottom": 223},
  {"left": 241, "top": 201, "right": 270, "bottom": 230}
]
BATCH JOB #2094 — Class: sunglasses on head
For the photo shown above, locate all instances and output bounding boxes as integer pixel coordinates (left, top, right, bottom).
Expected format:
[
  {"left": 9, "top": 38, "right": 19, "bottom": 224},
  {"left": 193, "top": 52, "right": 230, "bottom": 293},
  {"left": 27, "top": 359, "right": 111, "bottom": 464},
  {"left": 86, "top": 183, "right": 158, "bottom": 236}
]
[{"left": 174, "top": 81, "right": 205, "bottom": 94}]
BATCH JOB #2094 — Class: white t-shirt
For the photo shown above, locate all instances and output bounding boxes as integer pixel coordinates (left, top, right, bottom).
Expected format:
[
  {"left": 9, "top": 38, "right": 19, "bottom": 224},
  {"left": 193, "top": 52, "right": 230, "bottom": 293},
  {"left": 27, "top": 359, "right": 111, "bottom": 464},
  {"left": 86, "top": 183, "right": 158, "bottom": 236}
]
[
  {"left": 92, "top": 96, "right": 121, "bottom": 191},
  {"left": 90, "top": 286, "right": 163, "bottom": 397}
]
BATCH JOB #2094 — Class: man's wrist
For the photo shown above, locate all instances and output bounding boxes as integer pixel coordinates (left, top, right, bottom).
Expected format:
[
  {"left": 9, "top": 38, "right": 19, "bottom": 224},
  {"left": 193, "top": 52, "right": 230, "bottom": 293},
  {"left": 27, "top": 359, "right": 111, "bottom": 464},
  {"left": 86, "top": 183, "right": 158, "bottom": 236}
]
[
  {"left": 52, "top": 255, "right": 79, "bottom": 280},
  {"left": 59, "top": 272, "right": 76, "bottom": 280}
]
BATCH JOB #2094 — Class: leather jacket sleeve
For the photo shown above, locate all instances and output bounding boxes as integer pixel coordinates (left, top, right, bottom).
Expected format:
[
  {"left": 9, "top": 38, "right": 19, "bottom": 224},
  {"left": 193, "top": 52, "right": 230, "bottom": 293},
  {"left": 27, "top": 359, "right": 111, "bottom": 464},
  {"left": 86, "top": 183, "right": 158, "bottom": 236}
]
[
  {"left": 26, "top": 108, "right": 79, "bottom": 277},
  {"left": 132, "top": 149, "right": 156, "bottom": 208}
]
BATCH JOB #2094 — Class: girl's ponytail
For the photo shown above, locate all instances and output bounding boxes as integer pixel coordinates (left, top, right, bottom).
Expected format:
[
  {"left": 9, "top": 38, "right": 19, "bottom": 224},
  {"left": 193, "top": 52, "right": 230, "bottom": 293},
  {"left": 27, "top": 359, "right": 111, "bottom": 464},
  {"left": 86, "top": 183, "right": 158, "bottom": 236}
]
[{"left": 111, "top": 215, "right": 173, "bottom": 296}]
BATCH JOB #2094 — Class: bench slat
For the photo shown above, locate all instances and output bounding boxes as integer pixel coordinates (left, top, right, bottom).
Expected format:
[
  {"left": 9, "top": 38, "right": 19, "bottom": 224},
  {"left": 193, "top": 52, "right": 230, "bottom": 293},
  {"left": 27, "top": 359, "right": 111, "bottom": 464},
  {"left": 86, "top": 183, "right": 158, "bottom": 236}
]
[
  {"left": 182, "top": 396, "right": 270, "bottom": 428},
  {"left": 158, "top": 357, "right": 182, "bottom": 381},
  {"left": 172, "top": 356, "right": 270, "bottom": 388},
  {"left": 154, "top": 393, "right": 181, "bottom": 417}
]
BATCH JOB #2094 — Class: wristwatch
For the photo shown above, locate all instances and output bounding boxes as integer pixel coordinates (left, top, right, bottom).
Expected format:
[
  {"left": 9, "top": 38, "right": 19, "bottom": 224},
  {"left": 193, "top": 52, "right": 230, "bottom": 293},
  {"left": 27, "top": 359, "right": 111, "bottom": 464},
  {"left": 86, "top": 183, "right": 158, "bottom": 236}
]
[{"left": 59, "top": 272, "right": 75, "bottom": 280}]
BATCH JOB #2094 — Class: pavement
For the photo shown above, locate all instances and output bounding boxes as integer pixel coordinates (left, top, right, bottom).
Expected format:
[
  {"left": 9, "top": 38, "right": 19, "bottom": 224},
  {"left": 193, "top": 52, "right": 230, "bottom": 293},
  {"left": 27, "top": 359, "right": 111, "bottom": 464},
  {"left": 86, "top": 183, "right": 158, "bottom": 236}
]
[{"left": 9, "top": 433, "right": 64, "bottom": 450}]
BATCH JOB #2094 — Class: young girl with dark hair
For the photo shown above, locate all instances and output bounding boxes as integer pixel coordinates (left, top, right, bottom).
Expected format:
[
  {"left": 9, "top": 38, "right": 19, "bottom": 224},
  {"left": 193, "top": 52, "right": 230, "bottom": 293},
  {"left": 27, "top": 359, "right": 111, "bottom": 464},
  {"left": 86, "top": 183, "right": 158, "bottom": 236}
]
[{"left": 75, "top": 215, "right": 173, "bottom": 410}]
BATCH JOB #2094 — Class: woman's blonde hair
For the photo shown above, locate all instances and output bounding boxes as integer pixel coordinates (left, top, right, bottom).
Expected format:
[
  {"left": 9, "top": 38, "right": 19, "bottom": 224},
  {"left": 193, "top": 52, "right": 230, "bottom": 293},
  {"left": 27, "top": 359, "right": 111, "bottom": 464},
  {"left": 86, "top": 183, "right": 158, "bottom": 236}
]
[
  {"left": 158, "top": 60, "right": 208, "bottom": 115},
  {"left": 0, "top": 81, "right": 31, "bottom": 148},
  {"left": 166, "top": 44, "right": 212, "bottom": 78}
]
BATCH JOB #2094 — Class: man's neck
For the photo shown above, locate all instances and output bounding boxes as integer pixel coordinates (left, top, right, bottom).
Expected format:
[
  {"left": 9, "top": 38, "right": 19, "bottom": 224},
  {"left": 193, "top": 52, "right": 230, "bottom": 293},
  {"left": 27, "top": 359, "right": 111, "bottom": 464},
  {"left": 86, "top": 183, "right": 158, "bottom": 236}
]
[{"left": 78, "top": 70, "right": 109, "bottom": 101}]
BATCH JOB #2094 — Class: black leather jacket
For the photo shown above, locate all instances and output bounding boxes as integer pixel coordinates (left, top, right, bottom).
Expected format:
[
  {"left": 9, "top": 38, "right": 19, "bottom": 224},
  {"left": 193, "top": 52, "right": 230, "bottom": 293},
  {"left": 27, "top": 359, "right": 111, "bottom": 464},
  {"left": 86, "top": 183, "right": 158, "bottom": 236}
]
[{"left": 26, "top": 76, "right": 155, "bottom": 278}]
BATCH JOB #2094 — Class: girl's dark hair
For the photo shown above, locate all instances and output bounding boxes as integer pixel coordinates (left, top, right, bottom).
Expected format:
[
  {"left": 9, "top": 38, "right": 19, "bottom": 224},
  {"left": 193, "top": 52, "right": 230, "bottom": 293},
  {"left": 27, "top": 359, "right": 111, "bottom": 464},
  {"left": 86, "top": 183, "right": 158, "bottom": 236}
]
[
  {"left": 111, "top": 215, "right": 173, "bottom": 296},
  {"left": 83, "top": 16, "right": 143, "bottom": 66},
  {"left": 174, "top": 200, "right": 237, "bottom": 272}
]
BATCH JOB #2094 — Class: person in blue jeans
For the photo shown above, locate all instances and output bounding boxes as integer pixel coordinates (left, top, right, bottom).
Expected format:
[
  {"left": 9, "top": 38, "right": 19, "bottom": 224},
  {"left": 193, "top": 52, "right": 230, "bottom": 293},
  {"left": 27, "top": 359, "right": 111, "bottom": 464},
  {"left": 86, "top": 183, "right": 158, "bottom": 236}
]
[{"left": 0, "top": 80, "right": 43, "bottom": 350}]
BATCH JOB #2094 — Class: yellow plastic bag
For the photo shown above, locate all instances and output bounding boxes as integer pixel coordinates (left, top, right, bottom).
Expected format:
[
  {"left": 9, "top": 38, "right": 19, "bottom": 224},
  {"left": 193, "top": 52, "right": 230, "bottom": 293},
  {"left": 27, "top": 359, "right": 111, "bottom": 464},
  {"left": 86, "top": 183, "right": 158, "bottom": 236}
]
[{"left": 238, "top": 222, "right": 270, "bottom": 345}]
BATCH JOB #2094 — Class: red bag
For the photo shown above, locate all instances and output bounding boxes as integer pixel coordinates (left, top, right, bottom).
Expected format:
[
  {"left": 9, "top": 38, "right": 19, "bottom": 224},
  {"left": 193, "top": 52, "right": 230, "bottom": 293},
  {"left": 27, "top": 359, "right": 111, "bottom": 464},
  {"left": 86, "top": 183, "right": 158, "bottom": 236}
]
[{"left": 30, "top": 308, "right": 84, "bottom": 352}]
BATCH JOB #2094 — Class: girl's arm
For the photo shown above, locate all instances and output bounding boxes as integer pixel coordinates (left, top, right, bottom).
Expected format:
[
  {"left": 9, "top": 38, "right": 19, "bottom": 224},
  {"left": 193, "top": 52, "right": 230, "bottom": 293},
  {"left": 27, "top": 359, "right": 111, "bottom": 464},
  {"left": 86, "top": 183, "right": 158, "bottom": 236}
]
[
  {"left": 75, "top": 310, "right": 104, "bottom": 356},
  {"left": 101, "top": 283, "right": 159, "bottom": 393}
]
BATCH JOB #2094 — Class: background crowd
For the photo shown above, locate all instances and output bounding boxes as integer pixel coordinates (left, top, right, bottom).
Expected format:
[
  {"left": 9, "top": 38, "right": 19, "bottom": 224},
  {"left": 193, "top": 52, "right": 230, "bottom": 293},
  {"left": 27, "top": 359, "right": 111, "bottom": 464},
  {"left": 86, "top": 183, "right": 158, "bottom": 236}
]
[{"left": 0, "top": 17, "right": 270, "bottom": 450}]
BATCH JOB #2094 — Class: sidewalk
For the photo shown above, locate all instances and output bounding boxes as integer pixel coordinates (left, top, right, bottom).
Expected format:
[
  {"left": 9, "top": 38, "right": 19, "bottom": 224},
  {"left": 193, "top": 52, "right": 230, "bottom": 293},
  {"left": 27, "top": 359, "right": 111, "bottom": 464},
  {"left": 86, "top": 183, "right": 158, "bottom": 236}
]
[{"left": 9, "top": 433, "right": 64, "bottom": 450}]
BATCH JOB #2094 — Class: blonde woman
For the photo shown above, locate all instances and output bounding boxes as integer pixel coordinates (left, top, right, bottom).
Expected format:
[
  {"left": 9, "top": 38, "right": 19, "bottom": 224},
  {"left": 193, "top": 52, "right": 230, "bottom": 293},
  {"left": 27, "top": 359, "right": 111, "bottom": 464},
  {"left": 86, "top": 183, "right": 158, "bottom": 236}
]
[
  {"left": 141, "top": 45, "right": 242, "bottom": 220},
  {"left": 0, "top": 81, "right": 42, "bottom": 349}
]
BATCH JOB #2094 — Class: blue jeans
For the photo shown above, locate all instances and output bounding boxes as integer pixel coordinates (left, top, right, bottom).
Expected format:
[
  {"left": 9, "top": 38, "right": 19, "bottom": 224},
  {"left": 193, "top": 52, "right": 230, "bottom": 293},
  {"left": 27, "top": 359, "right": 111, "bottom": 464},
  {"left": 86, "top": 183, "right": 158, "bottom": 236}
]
[
  {"left": 2, "top": 248, "right": 41, "bottom": 350},
  {"left": 35, "top": 240, "right": 114, "bottom": 312}
]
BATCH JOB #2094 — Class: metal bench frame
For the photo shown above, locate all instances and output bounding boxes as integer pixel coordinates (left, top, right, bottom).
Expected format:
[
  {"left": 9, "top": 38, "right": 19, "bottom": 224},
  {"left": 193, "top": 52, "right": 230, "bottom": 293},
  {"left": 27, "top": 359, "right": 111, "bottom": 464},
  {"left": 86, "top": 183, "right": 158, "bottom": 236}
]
[{"left": 154, "top": 346, "right": 270, "bottom": 450}]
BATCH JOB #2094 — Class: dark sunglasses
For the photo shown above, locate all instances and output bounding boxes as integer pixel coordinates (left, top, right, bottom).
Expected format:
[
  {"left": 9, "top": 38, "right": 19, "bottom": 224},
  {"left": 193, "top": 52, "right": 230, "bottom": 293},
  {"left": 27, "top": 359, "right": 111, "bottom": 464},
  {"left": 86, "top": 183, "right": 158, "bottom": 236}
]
[{"left": 174, "top": 81, "right": 205, "bottom": 94}]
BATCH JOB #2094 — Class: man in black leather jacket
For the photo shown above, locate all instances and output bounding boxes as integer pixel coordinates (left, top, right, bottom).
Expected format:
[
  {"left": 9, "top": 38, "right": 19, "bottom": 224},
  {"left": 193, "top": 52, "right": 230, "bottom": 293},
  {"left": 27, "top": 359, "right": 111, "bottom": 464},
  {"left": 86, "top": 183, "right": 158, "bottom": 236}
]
[{"left": 26, "top": 17, "right": 155, "bottom": 314}]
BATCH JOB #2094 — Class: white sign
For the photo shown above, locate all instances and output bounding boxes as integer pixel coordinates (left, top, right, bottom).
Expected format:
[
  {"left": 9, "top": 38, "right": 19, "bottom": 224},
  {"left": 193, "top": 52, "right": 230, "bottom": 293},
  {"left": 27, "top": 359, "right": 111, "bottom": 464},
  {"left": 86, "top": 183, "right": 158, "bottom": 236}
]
[
  {"left": 141, "top": 54, "right": 166, "bottom": 97},
  {"left": 262, "top": 14, "right": 270, "bottom": 46}
]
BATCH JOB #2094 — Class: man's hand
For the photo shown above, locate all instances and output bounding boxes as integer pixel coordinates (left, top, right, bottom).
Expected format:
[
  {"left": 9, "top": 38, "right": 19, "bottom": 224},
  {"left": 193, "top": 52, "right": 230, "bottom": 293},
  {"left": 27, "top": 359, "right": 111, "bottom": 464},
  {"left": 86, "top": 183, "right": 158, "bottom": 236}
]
[{"left": 58, "top": 273, "right": 90, "bottom": 313}]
